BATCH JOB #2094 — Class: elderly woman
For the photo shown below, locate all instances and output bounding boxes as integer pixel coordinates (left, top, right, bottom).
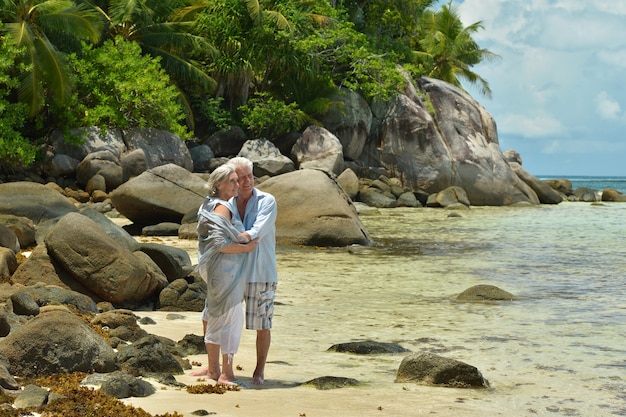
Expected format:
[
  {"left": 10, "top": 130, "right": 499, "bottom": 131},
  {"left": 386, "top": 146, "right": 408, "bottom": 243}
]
[{"left": 193, "top": 164, "right": 258, "bottom": 385}]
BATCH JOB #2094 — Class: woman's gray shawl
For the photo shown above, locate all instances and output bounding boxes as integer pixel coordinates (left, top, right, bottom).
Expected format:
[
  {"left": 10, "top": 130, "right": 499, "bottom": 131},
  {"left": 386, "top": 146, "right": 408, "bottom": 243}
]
[{"left": 197, "top": 198, "right": 247, "bottom": 317}]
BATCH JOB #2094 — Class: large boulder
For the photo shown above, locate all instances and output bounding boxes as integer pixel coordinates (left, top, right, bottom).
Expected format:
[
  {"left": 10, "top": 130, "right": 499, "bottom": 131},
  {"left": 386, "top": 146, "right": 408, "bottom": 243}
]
[
  {"left": 110, "top": 163, "right": 208, "bottom": 226},
  {"left": 44, "top": 213, "right": 162, "bottom": 304},
  {"left": 257, "top": 169, "right": 372, "bottom": 246},
  {"left": 508, "top": 162, "right": 563, "bottom": 204},
  {"left": 318, "top": 88, "right": 372, "bottom": 160},
  {"left": 291, "top": 126, "right": 344, "bottom": 175},
  {"left": 0, "top": 182, "right": 78, "bottom": 225},
  {"left": 361, "top": 77, "right": 539, "bottom": 206},
  {"left": 238, "top": 139, "right": 295, "bottom": 177},
  {"left": 123, "top": 128, "right": 193, "bottom": 172},
  {"left": 0, "top": 308, "right": 119, "bottom": 378}
]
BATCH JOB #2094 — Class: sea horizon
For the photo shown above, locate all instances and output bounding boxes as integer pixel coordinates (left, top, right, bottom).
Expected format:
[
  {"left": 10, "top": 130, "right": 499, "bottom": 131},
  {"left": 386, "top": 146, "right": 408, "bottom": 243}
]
[{"left": 536, "top": 174, "right": 626, "bottom": 194}]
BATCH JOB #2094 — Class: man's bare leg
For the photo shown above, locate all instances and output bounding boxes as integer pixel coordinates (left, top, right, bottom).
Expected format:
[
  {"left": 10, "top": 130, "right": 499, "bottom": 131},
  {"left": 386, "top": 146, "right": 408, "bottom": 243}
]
[{"left": 252, "top": 329, "right": 271, "bottom": 385}]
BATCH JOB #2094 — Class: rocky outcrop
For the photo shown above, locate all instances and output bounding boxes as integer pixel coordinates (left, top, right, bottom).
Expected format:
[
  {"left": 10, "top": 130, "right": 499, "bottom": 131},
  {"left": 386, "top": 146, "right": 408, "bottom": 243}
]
[
  {"left": 257, "top": 169, "right": 372, "bottom": 246},
  {"left": 318, "top": 88, "right": 372, "bottom": 161},
  {"left": 359, "top": 78, "right": 540, "bottom": 206}
]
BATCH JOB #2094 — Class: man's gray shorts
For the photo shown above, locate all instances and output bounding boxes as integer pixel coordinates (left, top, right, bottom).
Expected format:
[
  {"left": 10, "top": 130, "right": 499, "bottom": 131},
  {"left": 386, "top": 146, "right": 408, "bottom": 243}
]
[{"left": 244, "top": 282, "right": 276, "bottom": 330}]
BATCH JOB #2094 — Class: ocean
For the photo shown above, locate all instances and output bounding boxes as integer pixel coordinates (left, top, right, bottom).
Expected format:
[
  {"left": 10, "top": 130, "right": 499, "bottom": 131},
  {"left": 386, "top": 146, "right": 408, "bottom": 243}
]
[
  {"left": 538, "top": 175, "right": 626, "bottom": 194},
  {"left": 271, "top": 177, "right": 626, "bottom": 416}
]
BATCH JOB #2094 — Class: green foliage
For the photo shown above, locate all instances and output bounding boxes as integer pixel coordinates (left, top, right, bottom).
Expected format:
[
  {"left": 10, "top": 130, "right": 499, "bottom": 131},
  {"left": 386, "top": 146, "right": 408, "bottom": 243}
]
[
  {"left": 0, "top": 31, "right": 37, "bottom": 168},
  {"left": 53, "top": 37, "right": 190, "bottom": 138},
  {"left": 297, "top": 21, "right": 407, "bottom": 101},
  {"left": 413, "top": 2, "right": 499, "bottom": 98},
  {"left": 194, "top": 96, "right": 234, "bottom": 131},
  {"left": 0, "top": 0, "right": 104, "bottom": 116},
  {"left": 239, "top": 92, "right": 307, "bottom": 140}
]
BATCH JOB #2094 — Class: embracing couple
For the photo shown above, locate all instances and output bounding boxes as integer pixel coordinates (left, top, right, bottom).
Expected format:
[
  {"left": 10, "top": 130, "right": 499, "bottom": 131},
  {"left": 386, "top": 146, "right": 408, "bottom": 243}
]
[{"left": 192, "top": 156, "right": 277, "bottom": 386}]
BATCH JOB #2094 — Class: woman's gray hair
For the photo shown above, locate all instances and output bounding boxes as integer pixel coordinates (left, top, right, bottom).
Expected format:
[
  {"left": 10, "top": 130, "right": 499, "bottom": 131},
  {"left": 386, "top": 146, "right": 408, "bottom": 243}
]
[{"left": 207, "top": 164, "right": 236, "bottom": 196}]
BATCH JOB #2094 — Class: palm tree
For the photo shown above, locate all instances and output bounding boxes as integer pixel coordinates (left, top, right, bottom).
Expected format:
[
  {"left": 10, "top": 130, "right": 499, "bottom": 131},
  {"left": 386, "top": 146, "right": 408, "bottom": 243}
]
[
  {"left": 0, "top": 0, "right": 104, "bottom": 116},
  {"left": 194, "top": 0, "right": 331, "bottom": 109},
  {"left": 414, "top": 2, "right": 498, "bottom": 98},
  {"left": 83, "top": 0, "right": 218, "bottom": 128},
  {"left": 94, "top": 0, "right": 216, "bottom": 87}
]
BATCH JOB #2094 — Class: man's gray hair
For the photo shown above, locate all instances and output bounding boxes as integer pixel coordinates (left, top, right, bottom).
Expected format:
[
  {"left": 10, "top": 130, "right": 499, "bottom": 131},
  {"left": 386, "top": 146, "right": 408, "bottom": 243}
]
[
  {"left": 207, "top": 164, "right": 236, "bottom": 196},
  {"left": 227, "top": 156, "right": 253, "bottom": 171}
]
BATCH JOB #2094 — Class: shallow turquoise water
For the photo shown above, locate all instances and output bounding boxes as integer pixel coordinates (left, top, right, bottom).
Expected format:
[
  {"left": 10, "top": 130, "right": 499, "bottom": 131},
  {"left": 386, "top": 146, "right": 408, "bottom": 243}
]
[{"left": 276, "top": 202, "right": 626, "bottom": 416}]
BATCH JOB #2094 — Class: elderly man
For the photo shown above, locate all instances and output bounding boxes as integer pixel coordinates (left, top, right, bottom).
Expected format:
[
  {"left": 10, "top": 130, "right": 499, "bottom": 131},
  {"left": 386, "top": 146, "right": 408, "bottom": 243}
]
[{"left": 227, "top": 157, "right": 277, "bottom": 385}]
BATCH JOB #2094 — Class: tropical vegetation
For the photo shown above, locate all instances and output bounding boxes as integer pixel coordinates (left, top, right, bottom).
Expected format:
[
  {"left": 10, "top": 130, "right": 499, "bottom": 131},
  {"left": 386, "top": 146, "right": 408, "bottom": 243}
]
[{"left": 0, "top": 0, "right": 497, "bottom": 169}]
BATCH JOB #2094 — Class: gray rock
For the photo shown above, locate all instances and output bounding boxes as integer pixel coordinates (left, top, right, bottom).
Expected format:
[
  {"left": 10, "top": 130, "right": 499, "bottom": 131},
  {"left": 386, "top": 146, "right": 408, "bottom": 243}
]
[
  {"left": 141, "top": 222, "right": 181, "bottom": 236},
  {"left": 0, "top": 248, "right": 17, "bottom": 281},
  {"left": 509, "top": 162, "right": 562, "bottom": 204},
  {"left": 301, "top": 376, "right": 361, "bottom": 390},
  {"left": 206, "top": 126, "right": 248, "bottom": 157},
  {"left": 81, "top": 371, "right": 156, "bottom": 399},
  {"left": 158, "top": 277, "right": 205, "bottom": 312},
  {"left": 0, "top": 364, "right": 19, "bottom": 390},
  {"left": 396, "top": 351, "right": 489, "bottom": 388},
  {"left": 0, "top": 182, "right": 78, "bottom": 225},
  {"left": 337, "top": 168, "right": 359, "bottom": 201},
  {"left": 327, "top": 341, "right": 410, "bottom": 354},
  {"left": 116, "top": 335, "right": 184, "bottom": 376},
  {"left": 455, "top": 284, "right": 515, "bottom": 302},
  {"left": 359, "top": 187, "right": 397, "bottom": 208},
  {"left": 601, "top": 188, "right": 626, "bottom": 202},
  {"left": 318, "top": 88, "right": 372, "bottom": 160},
  {"left": 124, "top": 127, "right": 193, "bottom": 172},
  {"left": 21, "top": 285, "right": 98, "bottom": 315},
  {"left": 44, "top": 212, "right": 153, "bottom": 304},
  {"left": 76, "top": 149, "right": 124, "bottom": 190},
  {"left": 10, "top": 292, "right": 40, "bottom": 316},
  {"left": 238, "top": 139, "right": 295, "bottom": 177},
  {"left": 189, "top": 144, "right": 214, "bottom": 172},
  {"left": 0, "top": 214, "right": 36, "bottom": 249},
  {"left": 110, "top": 163, "right": 208, "bottom": 226},
  {"left": 0, "top": 309, "right": 119, "bottom": 378},
  {"left": 13, "top": 384, "right": 49, "bottom": 409},
  {"left": 135, "top": 242, "right": 193, "bottom": 282},
  {"left": 0, "top": 225, "right": 19, "bottom": 253},
  {"left": 257, "top": 169, "right": 372, "bottom": 246},
  {"left": 291, "top": 126, "right": 344, "bottom": 175}
]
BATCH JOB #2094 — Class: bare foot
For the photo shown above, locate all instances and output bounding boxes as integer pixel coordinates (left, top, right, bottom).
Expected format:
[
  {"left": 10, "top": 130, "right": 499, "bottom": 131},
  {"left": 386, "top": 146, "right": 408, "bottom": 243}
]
[
  {"left": 189, "top": 367, "right": 209, "bottom": 377},
  {"left": 251, "top": 372, "right": 264, "bottom": 385},
  {"left": 189, "top": 367, "right": 220, "bottom": 380},
  {"left": 217, "top": 374, "right": 238, "bottom": 385}
]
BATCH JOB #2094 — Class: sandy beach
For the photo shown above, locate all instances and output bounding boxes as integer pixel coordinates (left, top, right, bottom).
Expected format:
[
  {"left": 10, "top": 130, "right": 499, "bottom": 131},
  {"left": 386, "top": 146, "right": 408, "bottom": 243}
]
[
  {"left": 119, "top": 233, "right": 505, "bottom": 417},
  {"left": 124, "top": 310, "right": 500, "bottom": 417}
]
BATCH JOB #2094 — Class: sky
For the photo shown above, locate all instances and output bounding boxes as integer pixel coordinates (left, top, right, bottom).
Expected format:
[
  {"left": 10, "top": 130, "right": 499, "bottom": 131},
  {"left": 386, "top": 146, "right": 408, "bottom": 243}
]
[{"left": 435, "top": 0, "right": 626, "bottom": 176}]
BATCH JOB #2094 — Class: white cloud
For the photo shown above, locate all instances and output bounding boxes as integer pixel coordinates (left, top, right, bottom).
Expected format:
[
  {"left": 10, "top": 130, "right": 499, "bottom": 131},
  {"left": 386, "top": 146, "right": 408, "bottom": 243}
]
[
  {"left": 594, "top": 92, "right": 622, "bottom": 120},
  {"left": 441, "top": 0, "right": 626, "bottom": 174},
  {"left": 498, "top": 113, "right": 563, "bottom": 138}
]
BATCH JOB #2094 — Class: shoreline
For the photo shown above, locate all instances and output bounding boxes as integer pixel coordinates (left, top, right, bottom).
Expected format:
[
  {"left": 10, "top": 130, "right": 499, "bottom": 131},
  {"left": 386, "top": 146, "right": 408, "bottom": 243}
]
[{"left": 123, "top": 310, "right": 500, "bottom": 417}]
